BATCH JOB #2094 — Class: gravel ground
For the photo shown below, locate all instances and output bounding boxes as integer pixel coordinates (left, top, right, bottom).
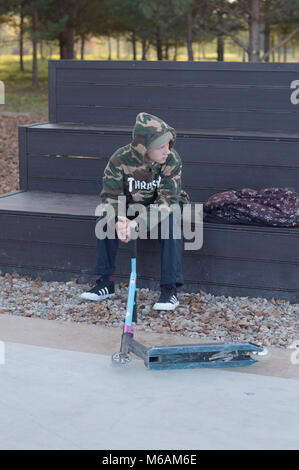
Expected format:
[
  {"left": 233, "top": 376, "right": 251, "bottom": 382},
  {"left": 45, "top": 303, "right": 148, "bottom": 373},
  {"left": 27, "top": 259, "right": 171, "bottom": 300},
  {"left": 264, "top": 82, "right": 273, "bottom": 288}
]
[
  {"left": 0, "top": 272, "right": 298, "bottom": 349},
  {"left": 0, "top": 113, "right": 298, "bottom": 349}
]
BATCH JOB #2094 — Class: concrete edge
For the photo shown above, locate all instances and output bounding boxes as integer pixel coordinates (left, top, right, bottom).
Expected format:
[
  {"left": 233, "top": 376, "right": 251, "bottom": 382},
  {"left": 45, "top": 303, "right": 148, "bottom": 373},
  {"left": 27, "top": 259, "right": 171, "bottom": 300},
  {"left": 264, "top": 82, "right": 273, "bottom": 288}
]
[{"left": 0, "top": 313, "right": 298, "bottom": 380}]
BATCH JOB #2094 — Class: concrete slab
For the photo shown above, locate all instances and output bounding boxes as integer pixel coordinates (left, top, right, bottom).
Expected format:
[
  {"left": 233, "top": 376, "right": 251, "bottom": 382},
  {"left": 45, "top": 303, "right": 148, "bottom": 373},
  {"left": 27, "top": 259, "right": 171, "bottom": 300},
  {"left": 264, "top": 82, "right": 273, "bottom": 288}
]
[{"left": 0, "top": 340, "right": 299, "bottom": 450}]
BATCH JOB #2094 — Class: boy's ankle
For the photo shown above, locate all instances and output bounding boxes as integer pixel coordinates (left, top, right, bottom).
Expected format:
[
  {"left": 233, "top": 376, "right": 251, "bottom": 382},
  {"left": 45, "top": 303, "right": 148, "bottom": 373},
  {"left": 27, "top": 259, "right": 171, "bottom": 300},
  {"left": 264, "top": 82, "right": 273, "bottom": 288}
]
[
  {"left": 164, "top": 283, "right": 176, "bottom": 289},
  {"left": 101, "top": 273, "right": 114, "bottom": 282}
]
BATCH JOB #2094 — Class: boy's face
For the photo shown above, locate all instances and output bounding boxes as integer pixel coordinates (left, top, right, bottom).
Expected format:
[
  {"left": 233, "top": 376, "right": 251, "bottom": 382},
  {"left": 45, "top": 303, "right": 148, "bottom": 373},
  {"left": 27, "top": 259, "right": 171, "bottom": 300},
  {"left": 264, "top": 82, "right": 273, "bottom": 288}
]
[{"left": 146, "top": 142, "right": 171, "bottom": 165}]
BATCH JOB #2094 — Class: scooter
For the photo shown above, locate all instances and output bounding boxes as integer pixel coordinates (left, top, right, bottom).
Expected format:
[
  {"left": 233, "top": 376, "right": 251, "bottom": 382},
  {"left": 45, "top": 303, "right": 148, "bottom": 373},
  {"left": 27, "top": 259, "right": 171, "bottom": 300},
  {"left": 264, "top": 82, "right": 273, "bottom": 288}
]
[{"left": 111, "top": 236, "right": 269, "bottom": 370}]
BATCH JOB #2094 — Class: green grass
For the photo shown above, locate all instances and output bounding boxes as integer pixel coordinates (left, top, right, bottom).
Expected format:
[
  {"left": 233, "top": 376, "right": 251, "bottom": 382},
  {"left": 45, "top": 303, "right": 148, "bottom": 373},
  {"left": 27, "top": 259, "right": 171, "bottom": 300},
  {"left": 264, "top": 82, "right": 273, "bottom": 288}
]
[{"left": 0, "top": 56, "right": 48, "bottom": 114}]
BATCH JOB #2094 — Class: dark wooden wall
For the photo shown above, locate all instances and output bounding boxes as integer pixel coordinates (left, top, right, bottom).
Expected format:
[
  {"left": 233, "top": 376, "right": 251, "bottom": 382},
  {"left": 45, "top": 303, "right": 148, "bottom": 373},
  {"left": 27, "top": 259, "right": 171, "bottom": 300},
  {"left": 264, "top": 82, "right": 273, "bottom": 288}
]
[{"left": 49, "top": 60, "right": 299, "bottom": 132}]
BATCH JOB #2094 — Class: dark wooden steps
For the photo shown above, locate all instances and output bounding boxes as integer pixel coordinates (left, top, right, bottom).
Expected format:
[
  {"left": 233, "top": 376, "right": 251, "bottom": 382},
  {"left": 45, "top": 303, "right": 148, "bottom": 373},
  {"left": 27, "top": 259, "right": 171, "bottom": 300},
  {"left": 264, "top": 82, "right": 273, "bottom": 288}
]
[{"left": 0, "top": 60, "right": 298, "bottom": 302}]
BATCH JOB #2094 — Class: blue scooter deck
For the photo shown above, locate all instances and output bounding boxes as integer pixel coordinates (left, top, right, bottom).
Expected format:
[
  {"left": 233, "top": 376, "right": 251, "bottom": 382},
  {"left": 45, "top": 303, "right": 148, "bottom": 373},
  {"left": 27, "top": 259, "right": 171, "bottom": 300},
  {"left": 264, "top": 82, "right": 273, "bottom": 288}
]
[{"left": 143, "top": 342, "right": 263, "bottom": 370}]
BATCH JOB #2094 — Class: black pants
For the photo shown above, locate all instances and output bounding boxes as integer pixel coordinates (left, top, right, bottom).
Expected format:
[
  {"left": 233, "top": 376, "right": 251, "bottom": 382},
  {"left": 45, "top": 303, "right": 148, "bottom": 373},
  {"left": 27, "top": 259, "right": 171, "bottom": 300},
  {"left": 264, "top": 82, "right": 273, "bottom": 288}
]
[{"left": 94, "top": 210, "right": 184, "bottom": 287}]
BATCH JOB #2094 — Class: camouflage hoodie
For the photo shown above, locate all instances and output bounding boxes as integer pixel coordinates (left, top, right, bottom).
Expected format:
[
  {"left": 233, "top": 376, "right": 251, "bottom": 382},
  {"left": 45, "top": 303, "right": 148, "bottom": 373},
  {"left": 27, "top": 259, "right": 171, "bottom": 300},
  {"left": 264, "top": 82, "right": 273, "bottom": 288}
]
[{"left": 99, "top": 112, "right": 190, "bottom": 228}]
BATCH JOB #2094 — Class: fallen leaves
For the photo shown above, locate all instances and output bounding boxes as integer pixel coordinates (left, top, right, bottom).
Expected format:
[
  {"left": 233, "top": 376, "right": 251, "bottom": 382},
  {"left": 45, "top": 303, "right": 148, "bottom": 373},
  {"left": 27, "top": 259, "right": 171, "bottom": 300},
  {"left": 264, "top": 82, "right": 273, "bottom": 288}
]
[{"left": 0, "top": 112, "right": 47, "bottom": 194}]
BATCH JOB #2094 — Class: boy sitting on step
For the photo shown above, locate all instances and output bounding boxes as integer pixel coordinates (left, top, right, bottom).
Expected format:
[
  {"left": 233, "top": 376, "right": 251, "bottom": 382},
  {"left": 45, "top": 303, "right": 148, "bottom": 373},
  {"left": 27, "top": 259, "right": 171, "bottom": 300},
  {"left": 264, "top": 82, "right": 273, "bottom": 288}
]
[{"left": 81, "top": 112, "right": 190, "bottom": 311}]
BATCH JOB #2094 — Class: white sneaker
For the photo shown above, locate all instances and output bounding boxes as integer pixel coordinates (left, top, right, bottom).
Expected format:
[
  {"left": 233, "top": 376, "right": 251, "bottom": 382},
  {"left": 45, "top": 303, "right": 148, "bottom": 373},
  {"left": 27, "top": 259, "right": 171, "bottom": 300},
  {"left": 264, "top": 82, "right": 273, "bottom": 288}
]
[
  {"left": 80, "top": 278, "right": 115, "bottom": 301},
  {"left": 153, "top": 286, "right": 179, "bottom": 311}
]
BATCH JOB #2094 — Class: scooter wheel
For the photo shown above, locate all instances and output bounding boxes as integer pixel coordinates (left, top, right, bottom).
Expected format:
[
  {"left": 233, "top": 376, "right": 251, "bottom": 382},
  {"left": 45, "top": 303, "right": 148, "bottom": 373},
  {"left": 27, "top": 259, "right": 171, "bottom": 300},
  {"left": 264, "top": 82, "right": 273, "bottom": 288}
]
[
  {"left": 111, "top": 351, "right": 133, "bottom": 367},
  {"left": 249, "top": 347, "right": 271, "bottom": 361}
]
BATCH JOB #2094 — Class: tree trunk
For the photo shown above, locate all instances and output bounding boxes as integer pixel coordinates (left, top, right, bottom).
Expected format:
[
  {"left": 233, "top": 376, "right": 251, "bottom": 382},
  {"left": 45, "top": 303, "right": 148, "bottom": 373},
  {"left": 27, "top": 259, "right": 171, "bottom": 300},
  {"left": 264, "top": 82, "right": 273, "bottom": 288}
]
[
  {"left": 172, "top": 42, "right": 178, "bottom": 61},
  {"left": 131, "top": 31, "right": 137, "bottom": 60},
  {"left": 108, "top": 34, "right": 112, "bottom": 60},
  {"left": 59, "top": 8, "right": 76, "bottom": 59},
  {"left": 39, "top": 41, "right": 45, "bottom": 60},
  {"left": 32, "top": 10, "right": 38, "bottom": 86},
  {"left": 156, "top": 26, "right": 163, "bottom": 60},
  {"left": 264, "top": 23, "right": 270, "bottom": 62},
  {"left": 59, "top": 30, "right": 74, "bottom": 59},
  {"left": 249, "top": 0, "right": 260, "bottom": 61},
  {"left": 80, "top": 34, "right": 85, "bottom": 59},
  {"left": 216, "top": 10, "right": 224, "bottom": 62},
  {"left": 141, "top": 38, "right": 147, "bottom": 60},
  {"left": 164, "top": 41, "right": 169, "bottom": 60},
  {"left": 19, "top": 6, "right": 24, "bottom": 72},
  {"left": 116, "top": 34, "right": 120, "bottom": 59},
  {"left": 217, "top": 35, "right": 224, "bottom": 61},
  {"left": 271, "top": 34, "right": 275, "bottom": 61},
  {"left": 59, "top": 32, "right": 68, "bottom": 59},
  {"left": 187, "top": 12, "right": 194, "bottom": 61},
  {"left": 278, "top": 31, "right": 282, "bottom": 61}
]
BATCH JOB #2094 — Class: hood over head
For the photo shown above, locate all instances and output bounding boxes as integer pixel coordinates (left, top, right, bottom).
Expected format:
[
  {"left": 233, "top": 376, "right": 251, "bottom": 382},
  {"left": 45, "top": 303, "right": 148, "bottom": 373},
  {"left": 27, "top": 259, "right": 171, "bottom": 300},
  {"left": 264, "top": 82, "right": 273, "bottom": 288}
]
[{"left": 130, "top": 112, "right": 176, "bottom": 162}]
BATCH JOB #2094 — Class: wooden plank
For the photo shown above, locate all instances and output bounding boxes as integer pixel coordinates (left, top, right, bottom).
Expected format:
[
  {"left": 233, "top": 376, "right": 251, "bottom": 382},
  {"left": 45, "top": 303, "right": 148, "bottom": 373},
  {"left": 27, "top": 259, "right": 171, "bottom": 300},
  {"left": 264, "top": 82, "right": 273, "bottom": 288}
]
[
  {"left": 27, "top": 157, "right": 299, "bottom": 199},
  {"left": 48, "top": 61, "right": 57, "bottom": 121},
  {"left": 29, "top": 122, "right": 299, "bottom": 140},
  {"left": 186, "top": 188, "right": 215, "bottom": 203},
  {"left": 201, "top": 224, "right": 299, "bottom": 263},
  {"left": 27, "top": 129, "right": 129, "bottom": 156},
  {"left": 25, "top": 127, "right": 299, "bottom": 167},
  {"left": 182, "top": 254, "right": 299, "bottom": 292},
  {"left": 27, "top": 155, "right": 108, "bottom": 180},
  {"left": 182, "top": 162, "right": 299, "bottom": 192},
  {"left": 56, "top": 67, "right": 299, "bottom": 87},
  {"left": 27, "top": 178, "right": 100, "bottom": 194},
  {"left": 0, "top": 213, "right": 96, "bottom": 245},
  {"left": 51, "top": 59, "right": 299, "bottom": 72},
  {"left": 0, "top": 239, "right": 96, "bottom": 272},
  {"left": 56, "top": 83, "right": 294, "bottom": 112},
  {"left": 55, "top": 105, "right": 298, "bottom": 132},
  {"left": 128, "top": 227, "right": 299, "bottom": 265},
  {"left": 0, "top": 191, "right": 99, "bottom": 216},
  {"left": 187, "top": 184, "right": 299, "bottom": 204},
  {"left": 175, "top": 137, "right": 299, "bottom": 167},
  {"left": 0, "top": 190, "right": 25, "bottom": 199},
  {"left": 26, "top": 126, "right": 299, "bottom": 166},
  {"left": 194, "top": 188, "right": 290, "bottom": 204},
  {"left": 26, "top": 152, "right": 107, "bottom": 194},
  {"left": 18, "top": 126, "right": 28, "bottom": 190}
]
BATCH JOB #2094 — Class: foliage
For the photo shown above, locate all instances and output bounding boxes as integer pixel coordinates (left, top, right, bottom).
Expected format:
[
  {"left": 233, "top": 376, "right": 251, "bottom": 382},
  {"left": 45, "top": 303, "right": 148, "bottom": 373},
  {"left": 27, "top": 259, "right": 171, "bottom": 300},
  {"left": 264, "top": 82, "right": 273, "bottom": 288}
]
[{"left": 0, "top": 0, "right": 298, "bottom": 63}]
